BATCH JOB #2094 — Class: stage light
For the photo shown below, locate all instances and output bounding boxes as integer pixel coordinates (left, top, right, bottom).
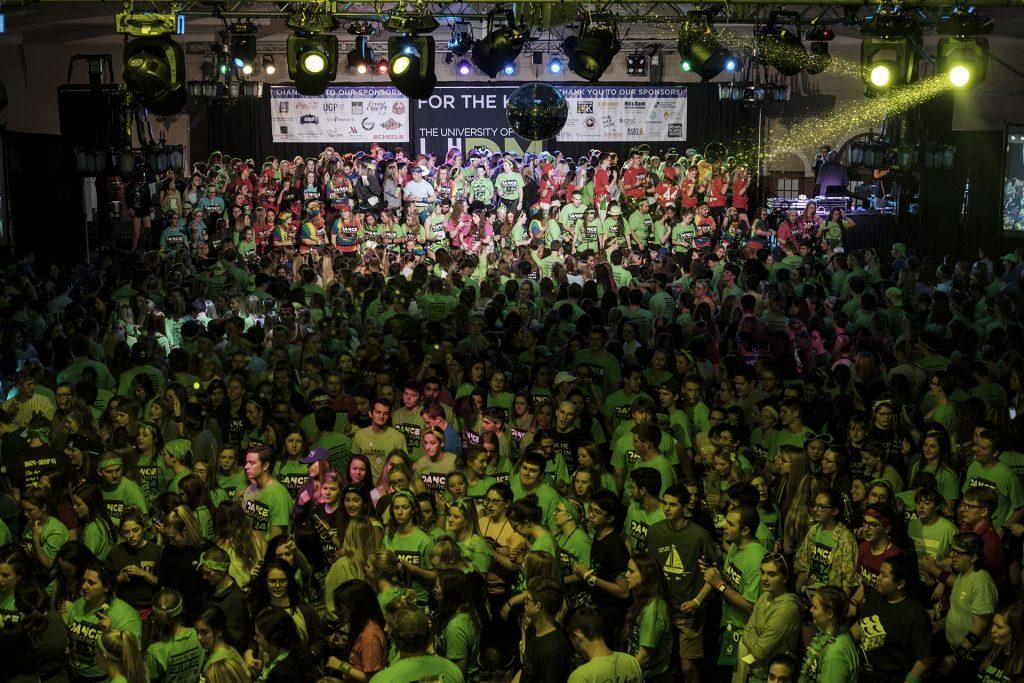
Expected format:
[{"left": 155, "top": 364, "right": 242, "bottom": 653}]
[
  {"left": 472, "top": 9, "right": 529, "bottom": 78},
  {"left": 869, "top": 64, "right": 891, "bottom": 87},
  {"left": 262, "top": 56, "right": 276, "bottom": 75},
  {"left": 229, "top": 22, "right": 257, "bottom": 71},
  {"left": 375, "top": 58, "right": 389, "bottom": 75},
  {"left": 123, "top": 36, "right": 187, "bottom": 115},
  {"left": 241, "top": 63, "right": 253, "bottom": 76},
  {"left": 859, "top": 8, "right": 918, "bottom": 94},
  {"left": 456, "top": 58, "right": 472, "bottom": 76},
  {"left": 677, "top": 11, "right": 728, "bottom": 81},
  {"left": 804, "top": 25, "right": 834, "bottom": 75},
  {"left": 388, "top": 34, "right": 436, "bottom": 99},
  {"left": 503, "top": 63, "right": 516, "bottom": 76},
  {"left": 287, "top": 32, "right": 337, "bottom": 95},
  {"left": 724, "top": 56, "right": 739, "bottom": 72},
  {"left": 548, "top": 57, "right": 563, "bottom": 74},
  {"left": 755, "top": 12, "right": 806, "bottom": 77},
  {"left": 568, "top": 13, "right": 620, "bottom": 82},
  {"left": 626, "top": 52, "right": 648, "bottom": 76},
  {"left": 347, "top": 34, "right": 374, "bottom": 74},
  {"left": 937, "top": 36, "right": 988, "bottom": 87},
  {"left": 448, "top": 29, "right": 474, "bottom": 57}
]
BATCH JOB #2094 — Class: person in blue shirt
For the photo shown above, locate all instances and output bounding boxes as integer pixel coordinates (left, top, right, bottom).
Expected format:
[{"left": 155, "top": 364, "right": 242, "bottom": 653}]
[
  {"left": 196, "top": 186, "right": 226, "bottom": 220},
  {"left": 159, "top": 212, "right": 190, "bottom": 253}
]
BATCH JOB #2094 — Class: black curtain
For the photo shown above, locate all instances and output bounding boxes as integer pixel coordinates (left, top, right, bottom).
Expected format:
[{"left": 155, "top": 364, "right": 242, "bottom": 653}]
[
  {"left": 3, "top": 130, "right": 84, "bottom": 264},
  {"left": 190, "top": 83, "right": 754, "bottom": 165},
  {"left": 916, "top": 131, "right": 1002, "bottom": 258}
]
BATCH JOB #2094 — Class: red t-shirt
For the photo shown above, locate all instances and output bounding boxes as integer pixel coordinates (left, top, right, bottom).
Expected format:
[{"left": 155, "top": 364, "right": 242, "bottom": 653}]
[
  {"left": 655, "top": 180, "right": 679, "bottom": 207},
  {"left": 622, "top": 167, "right": 648, "bottom": 198},
  {"left": 680, "top": 177, "right": 698, "bottom": 208},
  {"left": 856, "top": 541, "right": 902, "bottom": 594},
  {"left": 594, "top": 168, "right": 611, "bottom": 201},
  {"left": 731, "top": 178, "right": 748, "bottom": 210},
  {"left": 708, "top": 176, "right": 727, "bottom": 207}
]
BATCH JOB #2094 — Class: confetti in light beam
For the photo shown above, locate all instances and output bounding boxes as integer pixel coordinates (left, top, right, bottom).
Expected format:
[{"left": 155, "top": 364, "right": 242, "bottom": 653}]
[
  {"left": 715, "top": 32, "right": 864, "bottom": 79},
  {"left": 764, "top": 75, "right": 954, "bottom": 163}
]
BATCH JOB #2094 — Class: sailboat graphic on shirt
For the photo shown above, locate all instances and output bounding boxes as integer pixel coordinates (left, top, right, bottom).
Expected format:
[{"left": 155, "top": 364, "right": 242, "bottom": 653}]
[{"left": 663, "top": 545, "right": 686, "bottom": 578}]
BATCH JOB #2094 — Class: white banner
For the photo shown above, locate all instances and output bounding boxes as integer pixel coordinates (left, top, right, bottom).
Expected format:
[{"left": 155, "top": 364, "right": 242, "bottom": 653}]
[
  {"left": 557, "top": 86, "right": 687, "bottom": 142},
  {"left": 270, "top": 86, "right": 411, "bottom": 144}
]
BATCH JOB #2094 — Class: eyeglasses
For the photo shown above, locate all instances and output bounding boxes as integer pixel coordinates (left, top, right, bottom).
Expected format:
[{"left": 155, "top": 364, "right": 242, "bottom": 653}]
[
  {"left": 812, "top": 502, "right": 836, "bottom": 510},
  {"left": 485, "top": 497, "right": 507, "bottom": 504},
  {"left": 948, "top": 548, "right": 966, "bottom": 557}
]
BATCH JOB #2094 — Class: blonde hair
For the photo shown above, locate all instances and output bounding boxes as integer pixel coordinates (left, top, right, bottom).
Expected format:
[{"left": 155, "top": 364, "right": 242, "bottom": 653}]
[
  {"left": 367, "top": 549, "right": 401, "bottom": 582},
  {"left": 337, "top": 516, "right": 379, "bottom": 579},
  {"left": 97, "top": 630, "right": 146, "bottom": 683},
  {"left": 430, "top": 536, "right": 468, "bottom": 571},
  {"left": 204, "top": 656, "right": 252, "bottom": 683},
  {"left": 166, "top": 505, "right": 204, "bottom": 547}
]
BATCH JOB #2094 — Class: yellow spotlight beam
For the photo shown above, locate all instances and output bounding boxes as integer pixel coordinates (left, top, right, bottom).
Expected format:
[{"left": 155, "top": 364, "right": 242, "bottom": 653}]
[{"left": 765, "top": 75, "right": 954, "bottom": 162}]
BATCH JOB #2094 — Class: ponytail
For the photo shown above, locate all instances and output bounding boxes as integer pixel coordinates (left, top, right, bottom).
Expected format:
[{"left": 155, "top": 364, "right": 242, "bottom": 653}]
[{"left": 99, "top": 630, "right": 146, "bottom": 683}]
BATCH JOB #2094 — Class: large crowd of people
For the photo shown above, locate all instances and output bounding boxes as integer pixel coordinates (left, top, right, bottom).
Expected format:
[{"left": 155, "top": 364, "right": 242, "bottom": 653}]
[{"left": 0, "top": 140, "right": 1023, "bottom": 683}]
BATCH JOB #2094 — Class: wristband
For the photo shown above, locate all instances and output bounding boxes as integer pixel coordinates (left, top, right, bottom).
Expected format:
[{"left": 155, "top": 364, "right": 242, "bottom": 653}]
[
  {"left": 965, "top": 631, "right": 981, "bottom": 648},
  {"left": 586, "top": 574, "right": 598, "bottom": 587}
]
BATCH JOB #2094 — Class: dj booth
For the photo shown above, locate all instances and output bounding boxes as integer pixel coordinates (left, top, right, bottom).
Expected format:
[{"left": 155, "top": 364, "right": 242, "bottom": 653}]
[{"left": 767, "top": 195, "right": 898, "bottom": 253}]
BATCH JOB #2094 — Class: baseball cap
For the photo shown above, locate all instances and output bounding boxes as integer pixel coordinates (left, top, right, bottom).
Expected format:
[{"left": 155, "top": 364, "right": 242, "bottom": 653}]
[
  {"left": 300, "top": 448, "right": 331, "bottom": 464},
  {"left": 554, "top": 371, "right": 577, "bottom": 386}
]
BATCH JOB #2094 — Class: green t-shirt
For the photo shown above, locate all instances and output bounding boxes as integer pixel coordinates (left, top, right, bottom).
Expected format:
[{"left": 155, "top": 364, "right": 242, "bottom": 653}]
[
  {"left": 391, "top": 406, "right": 426, "bottom": 458},
  {"left": 470, "top": 177, "right": 495, "bottom": 203},
  {"left": 628, "top": 211, "right": 654, "bottom": 244},
  {"left": 573, "top": 349, "right": 622, "bottom": 394},
  {"left": 66, "top": 597, "right": 142, "bottom": 678},
  {"left": 947, "top": 569, "right": 998, "bottom": 649},
  {"left": 907, "top": 516, "right": 958, "bottom": 584},
  {"left": 383, "top": 528, "right": 434, "bottom": 602},
  {"left": 241, "top": 479, "right": 294, "bottom": 535},
  {"left": 458, "top": 534, "right": 493, "bottom": 575},
  {"left": 370, "top": 654, "right": 465, "bottom": 683},
  {"left": 216, "top": 470, "right": 248, "bottom": 501},
  {"left": 628, "top": 598, "right": 671, "bottom": 678},
  {"left": 273, "top": 459, "right": 310, "bottom": 500},
  {"left": 22, "top": 515, "right": 68, "bottom": 561},
  {"left": 496, "top": 172, "right": 524, "bottom": 201},
  {"left": 80, "top": 519, "right": 114, "bottom": 560},
  {"left": 807, "top": 527, "right": 836, "bottom": 588},
  {"left": 509, "top": 478, "right": 559, "bottom": 528},
  {"left": 625, "top": 503, "right": 666, "bottom": 553},
  {"left": 145, "top": 628, "right": 205, "bottom": 683},
  {"left": 100, "top": 477, "right": 148, "bottom": 525},
  {"left": 961, "top": 460, "right": 1024, "bottom": 527},
  {"left": 352, "top": 426, "right": 409, "bottom": 483},
  {"left": 557, "top": 526, "right": 592, "bottom": 578},
  {"left": 568, "top": 652, "right": 643, "bottom": 683},
  {"left": 721, "top": 541, "right": 766, "bottom": 629},
  {"left": 439, "top": 611, "right": 480, "bottom": 680}
]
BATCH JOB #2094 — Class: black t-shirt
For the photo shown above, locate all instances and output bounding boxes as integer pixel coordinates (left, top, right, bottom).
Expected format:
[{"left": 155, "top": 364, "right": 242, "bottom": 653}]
[
  {"left": 107, "top": 541, "right": 163, "bottom": 608},
  {"left": 11, "top": 445, "right": 71, "bottom": 492},
  {"left": 158, "top": 541, "right": 216, "bottom": 623},
  {"left": 522, "top": 626, "right": 574, "bottom": 683},
  {"left": 858, "top": 592, "right": 933, "bottom": 680},
  {"left": 551, "top": 428, "right": 587, "bottom": 473},
  {"left": 590, "top": 529, "right": 630, "bottom": 612}
]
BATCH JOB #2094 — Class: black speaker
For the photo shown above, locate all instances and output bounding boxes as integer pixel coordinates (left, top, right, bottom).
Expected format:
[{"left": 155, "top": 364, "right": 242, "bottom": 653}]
[{"left": 57, "top": 85, "right": 131, "bottom": 148}]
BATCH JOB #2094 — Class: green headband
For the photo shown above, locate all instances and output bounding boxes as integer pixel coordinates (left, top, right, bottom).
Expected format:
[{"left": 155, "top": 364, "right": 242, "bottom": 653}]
[
  {"left": 194, "top": 551, "right": 230, "bottom": 573},
  {"left": 97, "top": 456, "right": 124, "bottom": 470},
  {"left": 156, "top": 595, "right": 184, "bottom": 618}
]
